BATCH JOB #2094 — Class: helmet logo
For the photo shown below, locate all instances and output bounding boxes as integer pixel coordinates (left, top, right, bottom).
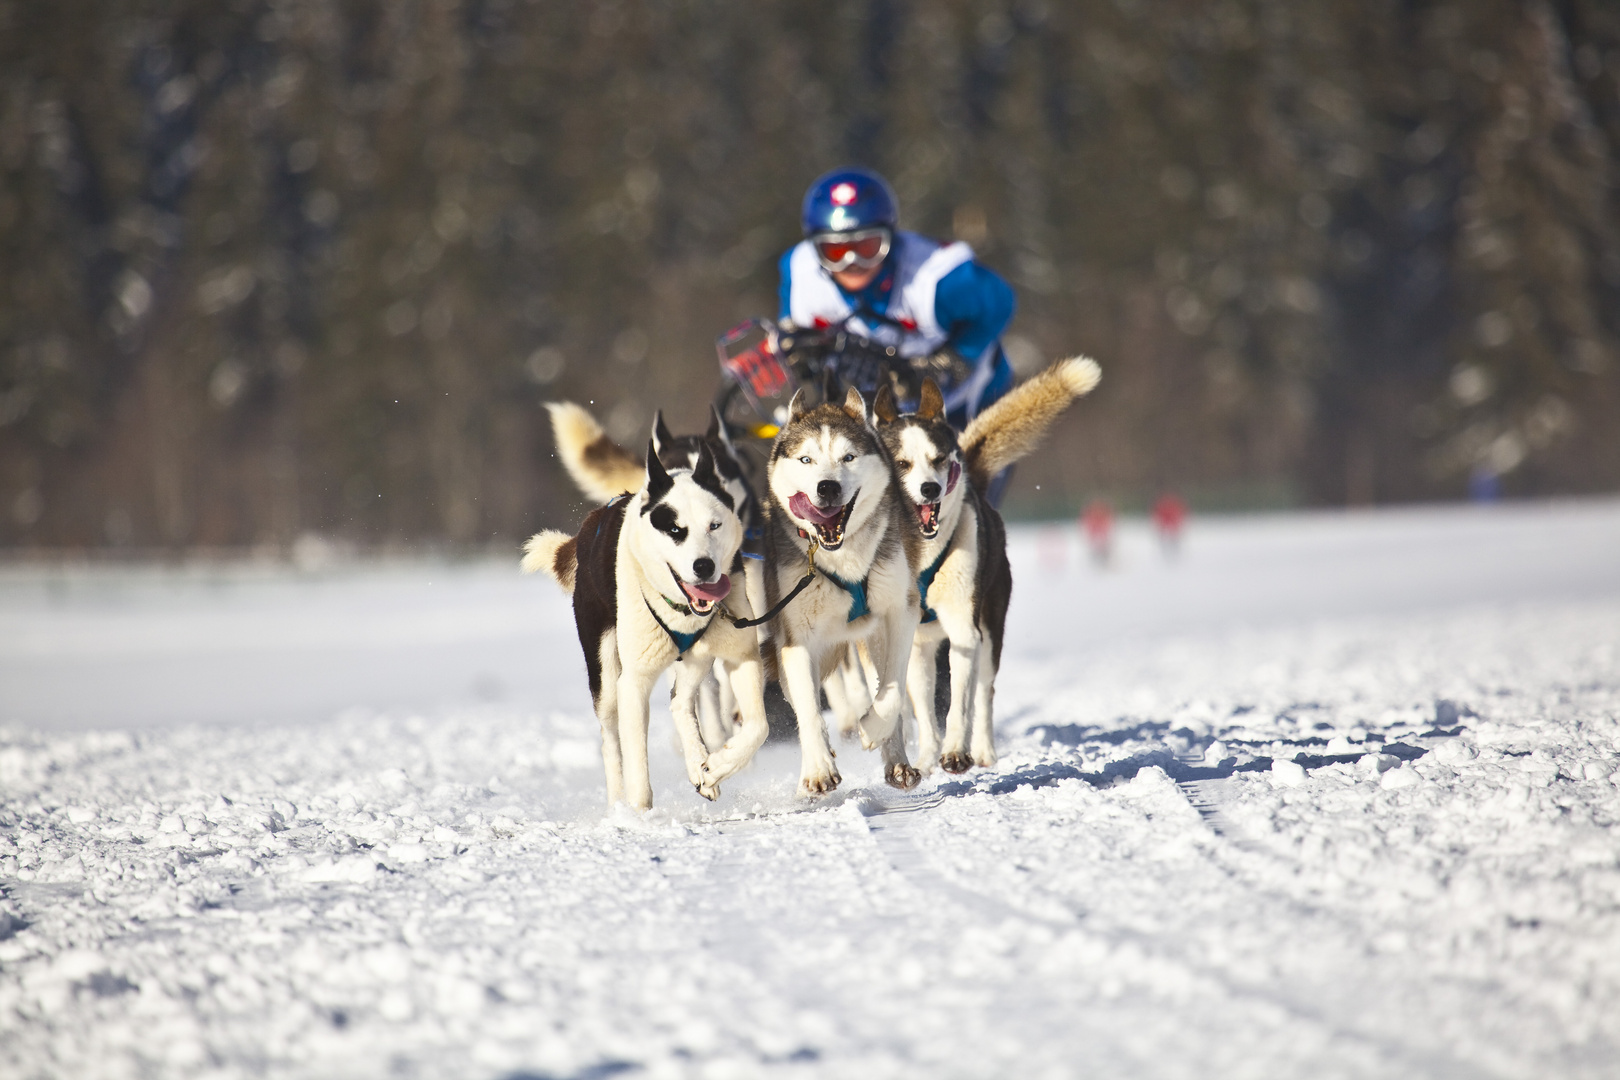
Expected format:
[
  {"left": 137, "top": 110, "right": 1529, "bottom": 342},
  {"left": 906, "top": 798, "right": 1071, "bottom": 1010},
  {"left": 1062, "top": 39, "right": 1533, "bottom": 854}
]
[{"left": 830, "top": 182, "right": 858, "bottom": 206}]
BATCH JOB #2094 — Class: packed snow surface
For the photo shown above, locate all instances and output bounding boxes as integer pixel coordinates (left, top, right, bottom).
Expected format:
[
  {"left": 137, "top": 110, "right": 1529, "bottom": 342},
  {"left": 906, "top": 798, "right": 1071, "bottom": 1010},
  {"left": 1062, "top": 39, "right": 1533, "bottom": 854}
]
[{"left": 3, "top": 499, "right": 1620, "bottom": 1079}]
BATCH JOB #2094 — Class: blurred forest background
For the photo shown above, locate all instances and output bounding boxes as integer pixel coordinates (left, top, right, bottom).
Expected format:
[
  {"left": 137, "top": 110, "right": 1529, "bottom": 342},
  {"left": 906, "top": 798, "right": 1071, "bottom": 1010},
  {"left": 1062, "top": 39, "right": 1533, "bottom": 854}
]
[{"left": 3, "top": 0, "right": 1620, "bottom": 551}]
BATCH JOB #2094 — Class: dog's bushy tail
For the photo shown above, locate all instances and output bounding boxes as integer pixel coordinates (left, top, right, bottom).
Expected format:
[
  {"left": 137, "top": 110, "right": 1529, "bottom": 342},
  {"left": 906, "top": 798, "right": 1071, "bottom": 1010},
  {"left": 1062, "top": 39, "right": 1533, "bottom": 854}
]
[
  {"left": 961, "top": 356, "right": 1100, "bottom": 490},
  {"left": 521, "top": 530, "right": 578, "bottom": 593},
  {"left": 547, "top": 401, "right": 643, "bottom": 503}
]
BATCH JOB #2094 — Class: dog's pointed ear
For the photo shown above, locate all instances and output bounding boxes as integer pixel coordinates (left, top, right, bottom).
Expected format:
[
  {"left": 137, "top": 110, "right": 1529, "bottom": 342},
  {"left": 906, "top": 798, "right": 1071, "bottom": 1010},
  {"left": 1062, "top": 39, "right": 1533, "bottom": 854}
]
[
  {"left": 872, "top": 382, "right": 899, "bottom": 424},
  {"left": 691, "top": 441, "right": 735, "bottom": 511},
  {"left": 842, "top": 385, "right": 868, "bottom": 424},
  {"left": 917, "top": 378, "right": 944, "bottom": 420},
  {"left": 692, "top": 439, "right": 716, "bottom": 485},
  {"left": 652, "top": 410, "right": 674, "bottom": 453},
  {"left": 643, "top": 439, "right": 674, "bottom": 507},
  {"left": 788, "top": 386, "right": 812, "bottom": 421},
  {"left": 820, "top": 366, "right": 842, "bottom": 407},
  {"left": 707, "top": 404, "right": 737, "bottom": 455}
]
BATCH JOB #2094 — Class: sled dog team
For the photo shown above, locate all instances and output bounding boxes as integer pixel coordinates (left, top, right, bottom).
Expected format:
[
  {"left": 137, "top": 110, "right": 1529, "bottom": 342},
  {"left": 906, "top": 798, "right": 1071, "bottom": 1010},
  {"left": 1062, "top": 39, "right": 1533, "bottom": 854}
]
[{"left": 523, "top": 358, "right": 1100, "bottom": 809}]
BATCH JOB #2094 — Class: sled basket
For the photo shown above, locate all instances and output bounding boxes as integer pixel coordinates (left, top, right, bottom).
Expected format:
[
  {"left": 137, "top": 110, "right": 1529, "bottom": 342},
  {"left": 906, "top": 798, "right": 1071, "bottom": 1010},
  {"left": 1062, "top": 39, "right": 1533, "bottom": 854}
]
[{"left": 716, "top": 318, "right": 791, "bottom": 412}]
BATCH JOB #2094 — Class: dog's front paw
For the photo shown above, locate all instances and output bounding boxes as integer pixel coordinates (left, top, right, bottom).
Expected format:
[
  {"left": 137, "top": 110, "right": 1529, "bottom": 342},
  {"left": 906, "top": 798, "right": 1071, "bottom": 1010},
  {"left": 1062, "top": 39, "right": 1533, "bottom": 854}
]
[
  {"left": 694, "top": 760, "right": 723, "bottom": 801},
  {"left": 885, "top": 762, "right": 921, "bottom": 790},
  {"left": 971, "top": 746, "right": 997, "bottom": 769},
  {"left": 798, "top": 769, "right": 842, "bottom": 797},
  {"left": 857, "top": 706, "right": 900, "bottom": 750},
  {"left": 940, "top": 750, "right": 973, "bottom": 774}
]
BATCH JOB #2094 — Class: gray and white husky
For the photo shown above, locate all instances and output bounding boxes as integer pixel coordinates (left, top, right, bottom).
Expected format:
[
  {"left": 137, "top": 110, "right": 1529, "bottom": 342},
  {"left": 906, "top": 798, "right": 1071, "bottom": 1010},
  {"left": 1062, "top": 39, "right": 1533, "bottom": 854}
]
[
  {"left": 762, "top": 385, "right": 925, "bottom": 795},
  {"left": 522, "top": 437, "right": 769, "bottom": 810},
  {"left": 872, "top": 357, "right": 1100, "bottom": 773}
]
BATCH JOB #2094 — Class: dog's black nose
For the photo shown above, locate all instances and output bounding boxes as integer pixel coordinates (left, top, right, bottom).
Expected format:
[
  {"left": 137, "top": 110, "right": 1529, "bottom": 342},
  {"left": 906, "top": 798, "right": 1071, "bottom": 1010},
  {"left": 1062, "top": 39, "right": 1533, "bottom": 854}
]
[
  {"left": 816, "top": 479, "right": 842, "bottom": 504},
  {"left": 920, "top": 481, "right": 941, "bottom": 501},
  {"left": 692, "top": 557, "right": 715, "bottom": 581}
]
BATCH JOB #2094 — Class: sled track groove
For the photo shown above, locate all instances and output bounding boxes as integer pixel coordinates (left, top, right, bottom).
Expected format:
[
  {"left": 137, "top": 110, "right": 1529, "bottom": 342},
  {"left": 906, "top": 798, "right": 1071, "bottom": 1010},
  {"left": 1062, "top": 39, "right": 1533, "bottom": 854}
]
[{"left": 858, "top": 781, "right": 1489, "bottom": 1080}]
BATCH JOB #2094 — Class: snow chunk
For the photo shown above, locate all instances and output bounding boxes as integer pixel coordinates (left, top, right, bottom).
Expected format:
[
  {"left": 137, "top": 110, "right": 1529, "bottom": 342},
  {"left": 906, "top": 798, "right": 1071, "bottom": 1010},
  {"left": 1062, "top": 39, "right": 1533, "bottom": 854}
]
[
  {"left": 377, "top": 989, "right": 414, "bottom": 1022},
  {"left": 386, "top": 842, "right": 429, "bottom": 864},
  {"left": 1431, "top": 739, "right": 1476, "bottom": 765},
  {"left": 49, "top": 949, "right": 106, "bottom": 982},
  {"left": 302, "top": 855, "right": 380, "bottom": 884},
  {"left": 1270, "top": 758, "right": 1306, "bottom": 787},
  {"left": 1357, "top": 753, "right": 1399, "bottom": 777},
  {"left": 1380, "top": 765, "right": 1422, "bottom": 790}
]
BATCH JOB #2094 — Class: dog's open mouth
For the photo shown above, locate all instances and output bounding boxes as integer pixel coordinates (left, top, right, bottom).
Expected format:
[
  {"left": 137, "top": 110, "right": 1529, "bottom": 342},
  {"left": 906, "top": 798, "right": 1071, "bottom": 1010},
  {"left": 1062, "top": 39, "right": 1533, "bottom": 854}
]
[
  {"left": 672, "top": 571, "right": 731, "bottom": 615},
  {"left": 916, "top": 501, "right": 942, "bottom": 538},
  {"left": 788, "top": 492, "right": 856, "bottom": 550}
]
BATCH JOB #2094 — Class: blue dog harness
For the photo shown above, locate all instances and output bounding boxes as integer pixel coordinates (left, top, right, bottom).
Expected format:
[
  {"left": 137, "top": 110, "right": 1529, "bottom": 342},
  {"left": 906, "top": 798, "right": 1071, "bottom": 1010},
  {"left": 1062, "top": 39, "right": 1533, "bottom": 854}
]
[
  {"left": 645, "top": 597, "right": 712, "bottom": 657},
  {"left": 916, "top": 547, "right": 950, "bottom": 625},
  {"left": 821, "top": 568, "right": 871, "bottom": 622}
]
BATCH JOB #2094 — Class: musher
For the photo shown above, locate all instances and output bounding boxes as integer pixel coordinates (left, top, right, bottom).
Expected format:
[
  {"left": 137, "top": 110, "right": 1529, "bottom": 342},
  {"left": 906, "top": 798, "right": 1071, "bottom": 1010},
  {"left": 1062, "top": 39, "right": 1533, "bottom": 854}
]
[{"left": 777, "top": 167, "right": 1018, "bottom": 441}]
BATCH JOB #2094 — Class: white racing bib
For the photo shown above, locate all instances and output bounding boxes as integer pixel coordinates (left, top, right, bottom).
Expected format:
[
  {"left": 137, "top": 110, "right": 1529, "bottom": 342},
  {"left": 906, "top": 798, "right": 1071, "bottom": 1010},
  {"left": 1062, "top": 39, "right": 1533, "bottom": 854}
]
[{"left": 787, "top": 231, "right": 974, "bottom": 359}]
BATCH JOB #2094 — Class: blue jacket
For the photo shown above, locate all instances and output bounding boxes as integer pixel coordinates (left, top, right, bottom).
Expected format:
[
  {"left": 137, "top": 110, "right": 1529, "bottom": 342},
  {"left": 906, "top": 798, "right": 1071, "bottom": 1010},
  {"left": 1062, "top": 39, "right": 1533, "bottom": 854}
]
[{"left": 778, "top": 231, "right": 1016, "bottom": 425}]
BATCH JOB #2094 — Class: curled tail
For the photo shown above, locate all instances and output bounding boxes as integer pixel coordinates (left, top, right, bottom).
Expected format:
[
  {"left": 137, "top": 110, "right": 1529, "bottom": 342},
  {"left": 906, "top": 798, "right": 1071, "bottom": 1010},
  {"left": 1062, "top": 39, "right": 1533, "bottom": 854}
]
[
  {"left": 546, "top": 401, "right": 643, "bottom": 503},
  {"left": 521, "top": 530, "right": 578, "bottom": 593},
  {"left": 961, "top": 356, "right": 1101, "bottom": 490}
]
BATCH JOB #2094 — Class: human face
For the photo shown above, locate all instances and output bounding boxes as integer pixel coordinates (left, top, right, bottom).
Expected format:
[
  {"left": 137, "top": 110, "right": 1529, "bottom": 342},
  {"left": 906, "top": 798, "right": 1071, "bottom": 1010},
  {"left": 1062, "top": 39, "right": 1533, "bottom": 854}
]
[{"left": 832, "top": 263, "right": 884, "bottom": 292}]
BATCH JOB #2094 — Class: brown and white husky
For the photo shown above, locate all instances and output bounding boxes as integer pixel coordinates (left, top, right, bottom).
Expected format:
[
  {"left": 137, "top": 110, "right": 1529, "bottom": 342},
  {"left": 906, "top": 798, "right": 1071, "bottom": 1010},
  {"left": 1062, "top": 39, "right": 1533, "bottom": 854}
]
[{"left": 872, "top": 357, "right": 1100, "bottom": 773}]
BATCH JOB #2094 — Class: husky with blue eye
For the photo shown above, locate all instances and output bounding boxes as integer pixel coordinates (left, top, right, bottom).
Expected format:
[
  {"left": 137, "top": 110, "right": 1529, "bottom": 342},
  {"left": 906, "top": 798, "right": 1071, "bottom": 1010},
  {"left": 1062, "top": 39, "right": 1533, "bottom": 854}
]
[
  {"left": 872, "top": 358, "right": 1100, "bottom": 773},
  {"left": 763, "top": 384, "right": 925, "bottom": 795},
  {"left": 522, "top": 436, "right": 768, "bottom": 810},
  {"left": 546, "top": 401, "right": 759, "bottom": 753}
]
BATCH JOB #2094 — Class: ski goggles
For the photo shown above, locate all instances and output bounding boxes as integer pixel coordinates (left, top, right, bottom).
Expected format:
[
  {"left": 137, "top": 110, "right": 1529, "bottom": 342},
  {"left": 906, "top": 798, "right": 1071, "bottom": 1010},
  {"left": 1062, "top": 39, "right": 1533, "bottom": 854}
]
[{"left": 812, "top": 228, "right": 892, "bottom": 273}]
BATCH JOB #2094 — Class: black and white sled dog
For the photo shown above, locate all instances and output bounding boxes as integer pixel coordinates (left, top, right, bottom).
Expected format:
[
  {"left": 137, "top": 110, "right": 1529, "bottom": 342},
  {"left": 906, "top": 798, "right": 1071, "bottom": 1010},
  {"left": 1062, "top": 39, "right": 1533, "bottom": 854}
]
[
  {"left": 546, "top": 401, "right": 757, "bottom": 753},
  {"left": 763, "top": 385, "right": 925, "bottom": 795},
  {"left": 521, "top": 438, "right": 769, "bottom": 810},
  {"left": 872, "top": 357, "right": 1101, "bottom": 773}
]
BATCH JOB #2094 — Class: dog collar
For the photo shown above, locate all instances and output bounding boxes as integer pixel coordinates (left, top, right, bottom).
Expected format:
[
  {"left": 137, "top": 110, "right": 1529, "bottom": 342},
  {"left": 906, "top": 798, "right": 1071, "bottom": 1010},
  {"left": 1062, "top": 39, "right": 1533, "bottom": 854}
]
[
  {"left": 916, "top": 545, "right": 950, "bottom": 625},
  {"left": 662, "top": 565, "right": 705, "bottom": 617},
  {"left": 659, "top": 592, "right": 697, "bottom": 617}
]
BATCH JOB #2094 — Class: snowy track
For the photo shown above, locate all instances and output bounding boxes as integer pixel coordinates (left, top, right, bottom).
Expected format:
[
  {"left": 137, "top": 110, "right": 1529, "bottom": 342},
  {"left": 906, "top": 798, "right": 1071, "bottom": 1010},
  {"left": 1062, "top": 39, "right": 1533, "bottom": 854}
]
[{"left": 3, "top": 500, "right": 1620, "bottom": 1078}]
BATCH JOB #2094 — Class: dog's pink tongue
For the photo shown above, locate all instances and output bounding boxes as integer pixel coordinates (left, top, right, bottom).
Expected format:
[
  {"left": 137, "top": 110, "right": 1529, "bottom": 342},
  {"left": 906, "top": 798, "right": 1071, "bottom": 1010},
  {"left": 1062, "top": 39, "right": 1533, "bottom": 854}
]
[
  {"left": 682, "top": 575, "right": 731, "bottom": 602},
  {"left": 788, "top": 492, "right": 842, "bottom": 525}
]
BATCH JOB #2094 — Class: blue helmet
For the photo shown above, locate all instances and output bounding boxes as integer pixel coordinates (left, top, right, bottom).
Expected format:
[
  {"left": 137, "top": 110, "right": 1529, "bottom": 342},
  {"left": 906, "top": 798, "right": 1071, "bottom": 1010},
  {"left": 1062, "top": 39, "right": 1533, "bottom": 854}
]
[{"left": 800, "top": 167, "right": 898, "bottom": 237}]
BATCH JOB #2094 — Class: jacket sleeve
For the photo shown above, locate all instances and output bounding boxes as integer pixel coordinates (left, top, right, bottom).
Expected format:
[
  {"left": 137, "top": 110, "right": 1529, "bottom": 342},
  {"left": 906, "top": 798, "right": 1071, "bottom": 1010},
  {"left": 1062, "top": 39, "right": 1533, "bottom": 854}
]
[
  {"left": 777, "top": 248, "right": 797, "bottom": 323},
  {"left": 932, "top": 259, "right": 1016, "bottom": 361}
]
